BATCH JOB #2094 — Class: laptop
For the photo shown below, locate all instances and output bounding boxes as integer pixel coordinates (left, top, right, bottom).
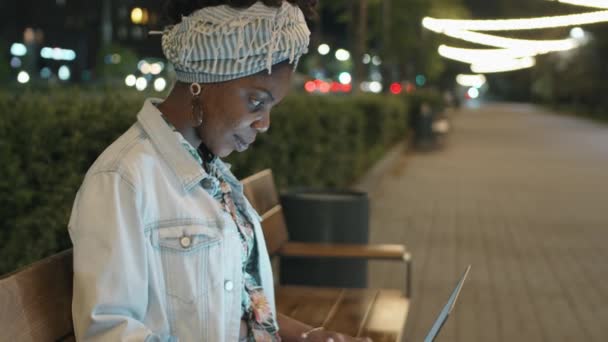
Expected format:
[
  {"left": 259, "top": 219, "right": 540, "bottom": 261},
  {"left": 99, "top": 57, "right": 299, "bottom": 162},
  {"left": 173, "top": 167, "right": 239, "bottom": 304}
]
[{"left": 424, "top": 265, "right": 471, "bottom": 342}]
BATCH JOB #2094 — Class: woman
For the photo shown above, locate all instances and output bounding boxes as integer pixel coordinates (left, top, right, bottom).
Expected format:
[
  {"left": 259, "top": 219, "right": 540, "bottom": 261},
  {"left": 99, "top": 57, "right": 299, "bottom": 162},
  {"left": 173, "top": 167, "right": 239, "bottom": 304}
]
[{"left": 68, "top": 0, "right": 372, "bottom": 341}]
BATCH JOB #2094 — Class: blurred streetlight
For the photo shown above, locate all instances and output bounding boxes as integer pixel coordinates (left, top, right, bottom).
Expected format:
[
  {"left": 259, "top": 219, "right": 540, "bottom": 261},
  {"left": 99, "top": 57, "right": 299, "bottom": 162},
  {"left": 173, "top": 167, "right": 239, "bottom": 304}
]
[
  {"left": 139, "top": 61, "right": 151, "bottom": 74},
  {"left": 58, "top": 65, "right": 71, "bottom": 81},
  {"left": 361, "top": 81, "right": 382, "bottom": 94},
  {"left": 362, "top": 54, "right": 371, "bottom": 64},
  {"left": 150, "top": 62, "right": 163, "bottom": 75},
  {"left": 131, "top": 8, "right": 143, "bottom": 24},
  {"left": 125, "top": 74, "right": 136, "bottom": 87},
  {"left": 131, "top": 7, "right": 149, "bottom": 25},
  {"left": 467, "top": 87, "right": 480, "bottom": 99},
  {"left": 40, "top": 67, "right": 52, "bottom": 79},
  {"left": 154, "top": 78, "right": 167, "bottom": 92},
  {"left": 40, "top": 47, "right": 76, "bottom": 61},
  {"left": 318, "top": 81, "right": 330, "bottom": 93},
  {"left": 304, "top": 81, "right": 316, "bottom": 93},
  {"left": 10, "top": 57, "right": 21, "bottom": 68},
  {"left": 317, "top": 44, "right": 330, "bottom": 55},
  {"left": 135, "top": 77, "right": 148, "bottom": 91},
  {"left": 10, "top": 43, "right": 27, "bottom": 56},
  {"left": 338, "top": 72, "right": 352, "bottom": 85},
  {"left": 17, "top": 71, "right": 30, "bottom": 84},
  {"left": 570, "top": 27, "right": 585, "bottom": 39},
  {"left": 416, "top": 74, "right": 426, "bottom": 86},
  {"left": 389, "top": 83, "right": 402, "bottom": 95},
  {"left": 335, "top": 49, "right": 351, "bottom": 61},
  {"left": 23, "top": 28, "right": 35, "bottom": 44}
]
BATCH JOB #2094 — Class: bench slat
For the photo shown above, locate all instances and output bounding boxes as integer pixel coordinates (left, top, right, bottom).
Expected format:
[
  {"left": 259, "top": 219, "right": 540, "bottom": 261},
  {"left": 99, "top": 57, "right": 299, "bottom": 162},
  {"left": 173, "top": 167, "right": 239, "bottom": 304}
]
[
  {"left": 360, "top": 290, "right": 409, "bottom": 342},
  {"left": 276, "top": 286, "right": 344, "bottom": 327},
  {"left": 324, "top": 289, "right": 378, "bottom": 337}
]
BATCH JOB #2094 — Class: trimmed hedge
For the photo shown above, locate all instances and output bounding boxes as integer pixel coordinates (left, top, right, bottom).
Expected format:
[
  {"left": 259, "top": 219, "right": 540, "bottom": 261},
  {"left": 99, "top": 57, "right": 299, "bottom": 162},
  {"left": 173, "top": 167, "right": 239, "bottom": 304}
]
[{"left": 0, "top": 88, "right": 409, "bottom": 275}]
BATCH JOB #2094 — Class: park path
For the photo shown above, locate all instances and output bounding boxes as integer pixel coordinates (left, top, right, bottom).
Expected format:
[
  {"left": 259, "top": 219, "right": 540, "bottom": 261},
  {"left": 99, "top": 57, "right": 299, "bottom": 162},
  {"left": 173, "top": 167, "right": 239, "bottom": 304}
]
[{"left": 356, "top": 103, "right": 608, "bottom": 342}]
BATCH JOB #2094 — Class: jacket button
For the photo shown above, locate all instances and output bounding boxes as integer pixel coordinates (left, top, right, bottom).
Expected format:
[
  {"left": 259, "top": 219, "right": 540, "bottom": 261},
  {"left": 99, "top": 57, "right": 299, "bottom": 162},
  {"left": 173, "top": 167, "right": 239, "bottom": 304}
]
[
  {"left": 201, "top": 178, "right": 213, "bottom": 189},
  {"left": 224, "top": 280, "right": 234, "bottom": 292},
  {"left": 179, "top": 236, "right": 192, "bottom": 248}
]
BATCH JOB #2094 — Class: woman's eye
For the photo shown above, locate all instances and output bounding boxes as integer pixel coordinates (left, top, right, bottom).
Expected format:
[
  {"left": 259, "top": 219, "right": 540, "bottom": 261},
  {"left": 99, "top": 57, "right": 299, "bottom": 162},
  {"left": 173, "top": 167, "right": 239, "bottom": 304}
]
[{"left": 250, "top": 98, "right": 264, "bottom": 109}]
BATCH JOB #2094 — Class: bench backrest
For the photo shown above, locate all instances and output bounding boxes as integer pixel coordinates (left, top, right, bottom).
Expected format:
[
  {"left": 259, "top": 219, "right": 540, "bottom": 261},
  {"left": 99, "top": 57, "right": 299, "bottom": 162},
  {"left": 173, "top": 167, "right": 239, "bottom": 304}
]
[
  {"left": 0, "top": 249, "right": 74, "bottom": 341},
  {"left": 241, "top": 169, "right": 289, "bottom": 256}
]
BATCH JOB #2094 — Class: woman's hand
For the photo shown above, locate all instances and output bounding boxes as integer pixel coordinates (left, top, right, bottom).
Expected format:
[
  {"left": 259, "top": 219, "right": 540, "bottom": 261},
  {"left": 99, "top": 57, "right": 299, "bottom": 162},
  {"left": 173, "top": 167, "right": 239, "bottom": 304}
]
[
  {"left": 303, "top": 329, "right": 372, "bottom": 342},
  {"left": 276, "top": 313, "right": 372, "bottom": 342}
]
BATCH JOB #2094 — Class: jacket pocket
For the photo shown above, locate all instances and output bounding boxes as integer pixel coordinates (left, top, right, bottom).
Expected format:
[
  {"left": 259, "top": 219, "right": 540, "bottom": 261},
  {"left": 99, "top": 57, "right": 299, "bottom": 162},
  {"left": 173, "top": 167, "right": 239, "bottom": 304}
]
[{"left": 151, "top": 224, "right": 222, "bottom": 304}]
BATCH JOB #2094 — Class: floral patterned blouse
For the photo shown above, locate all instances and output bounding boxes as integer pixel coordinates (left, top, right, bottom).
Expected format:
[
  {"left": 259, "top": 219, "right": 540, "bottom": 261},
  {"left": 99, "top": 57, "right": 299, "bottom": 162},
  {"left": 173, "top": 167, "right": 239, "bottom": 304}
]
[{"left": 162, "top": 117, "right": 280, "bottom": 341}]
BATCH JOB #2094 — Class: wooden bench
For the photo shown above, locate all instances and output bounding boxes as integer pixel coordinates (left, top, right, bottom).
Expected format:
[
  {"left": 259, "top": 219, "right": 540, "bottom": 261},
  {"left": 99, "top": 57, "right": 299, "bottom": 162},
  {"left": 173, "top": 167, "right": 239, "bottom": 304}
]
[
  {"left": 242, "top": 169, "right": 411, "bottom": 341},
  {"left": 0, "top": 249, "right": 74, "bottom": 341},
  {"left": 0, "top": 170, "right": 411, "bottom": 342}
]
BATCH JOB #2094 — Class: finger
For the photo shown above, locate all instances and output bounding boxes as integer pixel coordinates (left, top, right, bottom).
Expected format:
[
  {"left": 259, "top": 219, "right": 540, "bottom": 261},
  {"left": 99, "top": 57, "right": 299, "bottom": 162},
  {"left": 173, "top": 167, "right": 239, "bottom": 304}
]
[{"left": 329, "top": 333, "right": 345, "bottom": 342}]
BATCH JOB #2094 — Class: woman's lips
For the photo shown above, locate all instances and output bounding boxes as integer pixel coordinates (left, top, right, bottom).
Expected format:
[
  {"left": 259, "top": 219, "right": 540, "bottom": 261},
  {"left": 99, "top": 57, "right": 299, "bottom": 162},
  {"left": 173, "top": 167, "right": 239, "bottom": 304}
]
[
  {"left": 236, "top": 134, "right": 254, "bottom": 145},
  {"left": 234, "top": 134, "right": 251, "bottom": 151}
]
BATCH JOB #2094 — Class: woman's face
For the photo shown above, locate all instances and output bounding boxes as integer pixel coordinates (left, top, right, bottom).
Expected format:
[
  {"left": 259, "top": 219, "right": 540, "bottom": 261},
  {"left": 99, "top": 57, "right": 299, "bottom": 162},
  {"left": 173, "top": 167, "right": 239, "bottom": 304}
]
[{"left": 197, "top": 64, "right": 293, "bottom": 158}]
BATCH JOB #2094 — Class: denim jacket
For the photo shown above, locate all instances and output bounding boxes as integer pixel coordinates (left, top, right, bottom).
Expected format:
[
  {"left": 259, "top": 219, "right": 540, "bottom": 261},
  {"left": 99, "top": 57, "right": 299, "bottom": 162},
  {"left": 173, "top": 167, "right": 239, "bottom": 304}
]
[{"left": 68, "top": 99, "right": 277, "bottom": 341}]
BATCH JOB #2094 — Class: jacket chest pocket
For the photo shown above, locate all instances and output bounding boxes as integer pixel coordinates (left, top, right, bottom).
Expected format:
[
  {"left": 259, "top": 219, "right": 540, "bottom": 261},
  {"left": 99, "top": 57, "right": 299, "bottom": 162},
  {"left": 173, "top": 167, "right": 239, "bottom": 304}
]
[{"left": 151, "top": 224, "right": 222, "bottom": 304}]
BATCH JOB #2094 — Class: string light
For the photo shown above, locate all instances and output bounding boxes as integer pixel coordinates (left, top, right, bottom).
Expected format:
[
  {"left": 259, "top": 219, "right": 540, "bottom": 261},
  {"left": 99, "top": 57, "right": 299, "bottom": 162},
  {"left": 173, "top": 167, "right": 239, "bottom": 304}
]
[
  {"left": 456, "top": 74, "right": 487, "bottom": 88},
  {"left": 471, "top": 56, "right": 536, "bottom": 73},
  {"left": 423, "top": 1, "right": 605, "bottom": 73},
  {"left": 549, "top": 0, "right": 608, "bottom": 9},
  {"left": 422, "top": 10, "right": 608, "bottom": 32},
  {"left": 440, "top": 45, "right": 548, "bottom": 65},
  {"left": 439, "top": 45, "right": 538, "bottom": 72},
  {"left": 438, "top": 45, "right": 542, "bottom": 72},
  {"left": 435, "top": 29, "right": 578, "bottom": 52},
  {"left": 436, "top": 41, "right": 583, "bottom": 68}
]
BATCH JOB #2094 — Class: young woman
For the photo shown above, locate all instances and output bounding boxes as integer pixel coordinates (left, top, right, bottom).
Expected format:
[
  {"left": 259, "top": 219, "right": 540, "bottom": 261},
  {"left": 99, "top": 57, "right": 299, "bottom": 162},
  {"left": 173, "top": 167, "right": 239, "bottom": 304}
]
[{"left": 68, "top": 1, "right": 372, "bottom": 341}]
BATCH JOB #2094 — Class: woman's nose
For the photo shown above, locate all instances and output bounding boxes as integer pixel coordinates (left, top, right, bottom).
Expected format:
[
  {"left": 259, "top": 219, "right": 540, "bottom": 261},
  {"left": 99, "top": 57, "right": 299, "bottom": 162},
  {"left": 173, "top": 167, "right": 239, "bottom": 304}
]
[{"left": 251, "top": 112, "right": 270, "bottom": 133}]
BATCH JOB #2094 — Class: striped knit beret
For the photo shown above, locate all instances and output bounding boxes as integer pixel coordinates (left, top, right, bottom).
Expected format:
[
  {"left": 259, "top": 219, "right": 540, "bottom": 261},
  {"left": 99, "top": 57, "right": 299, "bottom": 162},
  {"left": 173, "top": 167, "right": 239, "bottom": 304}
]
[{"left": 161, "top": 1, "right": 311, "bottom": 83}]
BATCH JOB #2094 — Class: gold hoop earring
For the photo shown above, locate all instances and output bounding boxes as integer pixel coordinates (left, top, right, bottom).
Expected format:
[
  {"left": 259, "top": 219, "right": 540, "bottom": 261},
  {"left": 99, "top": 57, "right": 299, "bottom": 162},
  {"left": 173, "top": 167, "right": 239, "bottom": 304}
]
[{"left": 190, "top": 82, "right": 203, "bottom": 126}]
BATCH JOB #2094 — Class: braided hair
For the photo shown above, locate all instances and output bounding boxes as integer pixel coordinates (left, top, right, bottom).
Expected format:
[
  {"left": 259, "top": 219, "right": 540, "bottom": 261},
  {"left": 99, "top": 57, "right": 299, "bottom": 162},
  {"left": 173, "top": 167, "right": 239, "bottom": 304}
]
[{"left": 163, "top": 0, "right": 318, "bottom": 24}]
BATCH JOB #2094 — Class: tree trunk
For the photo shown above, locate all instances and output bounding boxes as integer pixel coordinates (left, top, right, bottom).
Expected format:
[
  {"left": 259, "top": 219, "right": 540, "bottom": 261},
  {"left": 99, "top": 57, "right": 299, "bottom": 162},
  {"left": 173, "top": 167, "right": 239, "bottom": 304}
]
[
  {"left": 354, "top": 0, "right": 368, "bottom": 93},
  {"left": 381, "top": 0, "right": 392, "bottom": 90},
  {"left": 101, "top": 0, "right": 112, "bottom": 45}
]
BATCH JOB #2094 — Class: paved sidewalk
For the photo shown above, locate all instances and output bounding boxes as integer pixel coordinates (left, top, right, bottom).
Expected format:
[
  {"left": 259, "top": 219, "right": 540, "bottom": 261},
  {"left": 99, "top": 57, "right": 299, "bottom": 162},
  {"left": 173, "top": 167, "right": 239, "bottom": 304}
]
[{"left": 355, "top": 103, "right": 608, "bottom": 342}]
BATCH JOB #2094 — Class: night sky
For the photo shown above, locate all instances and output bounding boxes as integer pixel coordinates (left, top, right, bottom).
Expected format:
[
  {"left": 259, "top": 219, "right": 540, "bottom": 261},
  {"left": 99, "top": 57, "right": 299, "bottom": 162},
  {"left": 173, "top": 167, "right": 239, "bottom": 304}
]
[
  {"left": 463, "top": 0, "right": 583, "bottom": 18},
  {"left": 463, "top": 0, "right": 502, "bottom": 18}
]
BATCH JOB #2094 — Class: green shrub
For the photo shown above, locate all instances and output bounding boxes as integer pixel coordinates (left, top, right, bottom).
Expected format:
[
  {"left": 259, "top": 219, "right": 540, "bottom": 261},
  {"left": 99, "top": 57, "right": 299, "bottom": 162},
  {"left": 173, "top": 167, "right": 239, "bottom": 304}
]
[
  {"left": 0, "top": 89, "right": 144, "bottom": 274},
  {"left": 0, "top": 88, "right": 409, "bottom": 274}
]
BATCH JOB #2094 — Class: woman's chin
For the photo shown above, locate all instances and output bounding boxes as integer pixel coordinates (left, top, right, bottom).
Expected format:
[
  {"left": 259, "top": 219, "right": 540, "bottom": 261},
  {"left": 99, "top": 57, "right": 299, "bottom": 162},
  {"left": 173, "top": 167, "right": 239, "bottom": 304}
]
[
  {"left": 217, "top": 149, "right": 232, "bottom": 158},
  {"left": 216, "top": 142, "right": 249, "bottom": 158},
  {"left": 217, "top": 146, "right": 236, "bottom": 158}
]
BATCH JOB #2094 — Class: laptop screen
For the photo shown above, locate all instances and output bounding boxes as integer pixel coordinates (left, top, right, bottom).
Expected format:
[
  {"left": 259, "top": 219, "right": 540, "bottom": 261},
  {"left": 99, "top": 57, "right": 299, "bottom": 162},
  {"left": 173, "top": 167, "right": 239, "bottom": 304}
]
[{"left": 424, "top": 265, "right": 471, "bottom": 342}]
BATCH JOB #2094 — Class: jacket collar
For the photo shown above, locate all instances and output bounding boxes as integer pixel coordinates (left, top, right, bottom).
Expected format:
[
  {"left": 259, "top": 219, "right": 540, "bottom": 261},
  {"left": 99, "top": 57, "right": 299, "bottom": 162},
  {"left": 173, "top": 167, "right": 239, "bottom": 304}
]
[{"left": 137, "top": 98, "right": 206, "bottom": 192}]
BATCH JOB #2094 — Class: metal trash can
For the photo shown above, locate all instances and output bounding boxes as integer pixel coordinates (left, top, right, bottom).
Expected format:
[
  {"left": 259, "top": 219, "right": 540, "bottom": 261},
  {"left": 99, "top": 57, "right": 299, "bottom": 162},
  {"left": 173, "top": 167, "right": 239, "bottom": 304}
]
[
  {"left": 279, "top": 190, "right": 369, "bottom": 288},
  {"left": 410, "top": 102, "right": 436, "bottom": 150}
]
